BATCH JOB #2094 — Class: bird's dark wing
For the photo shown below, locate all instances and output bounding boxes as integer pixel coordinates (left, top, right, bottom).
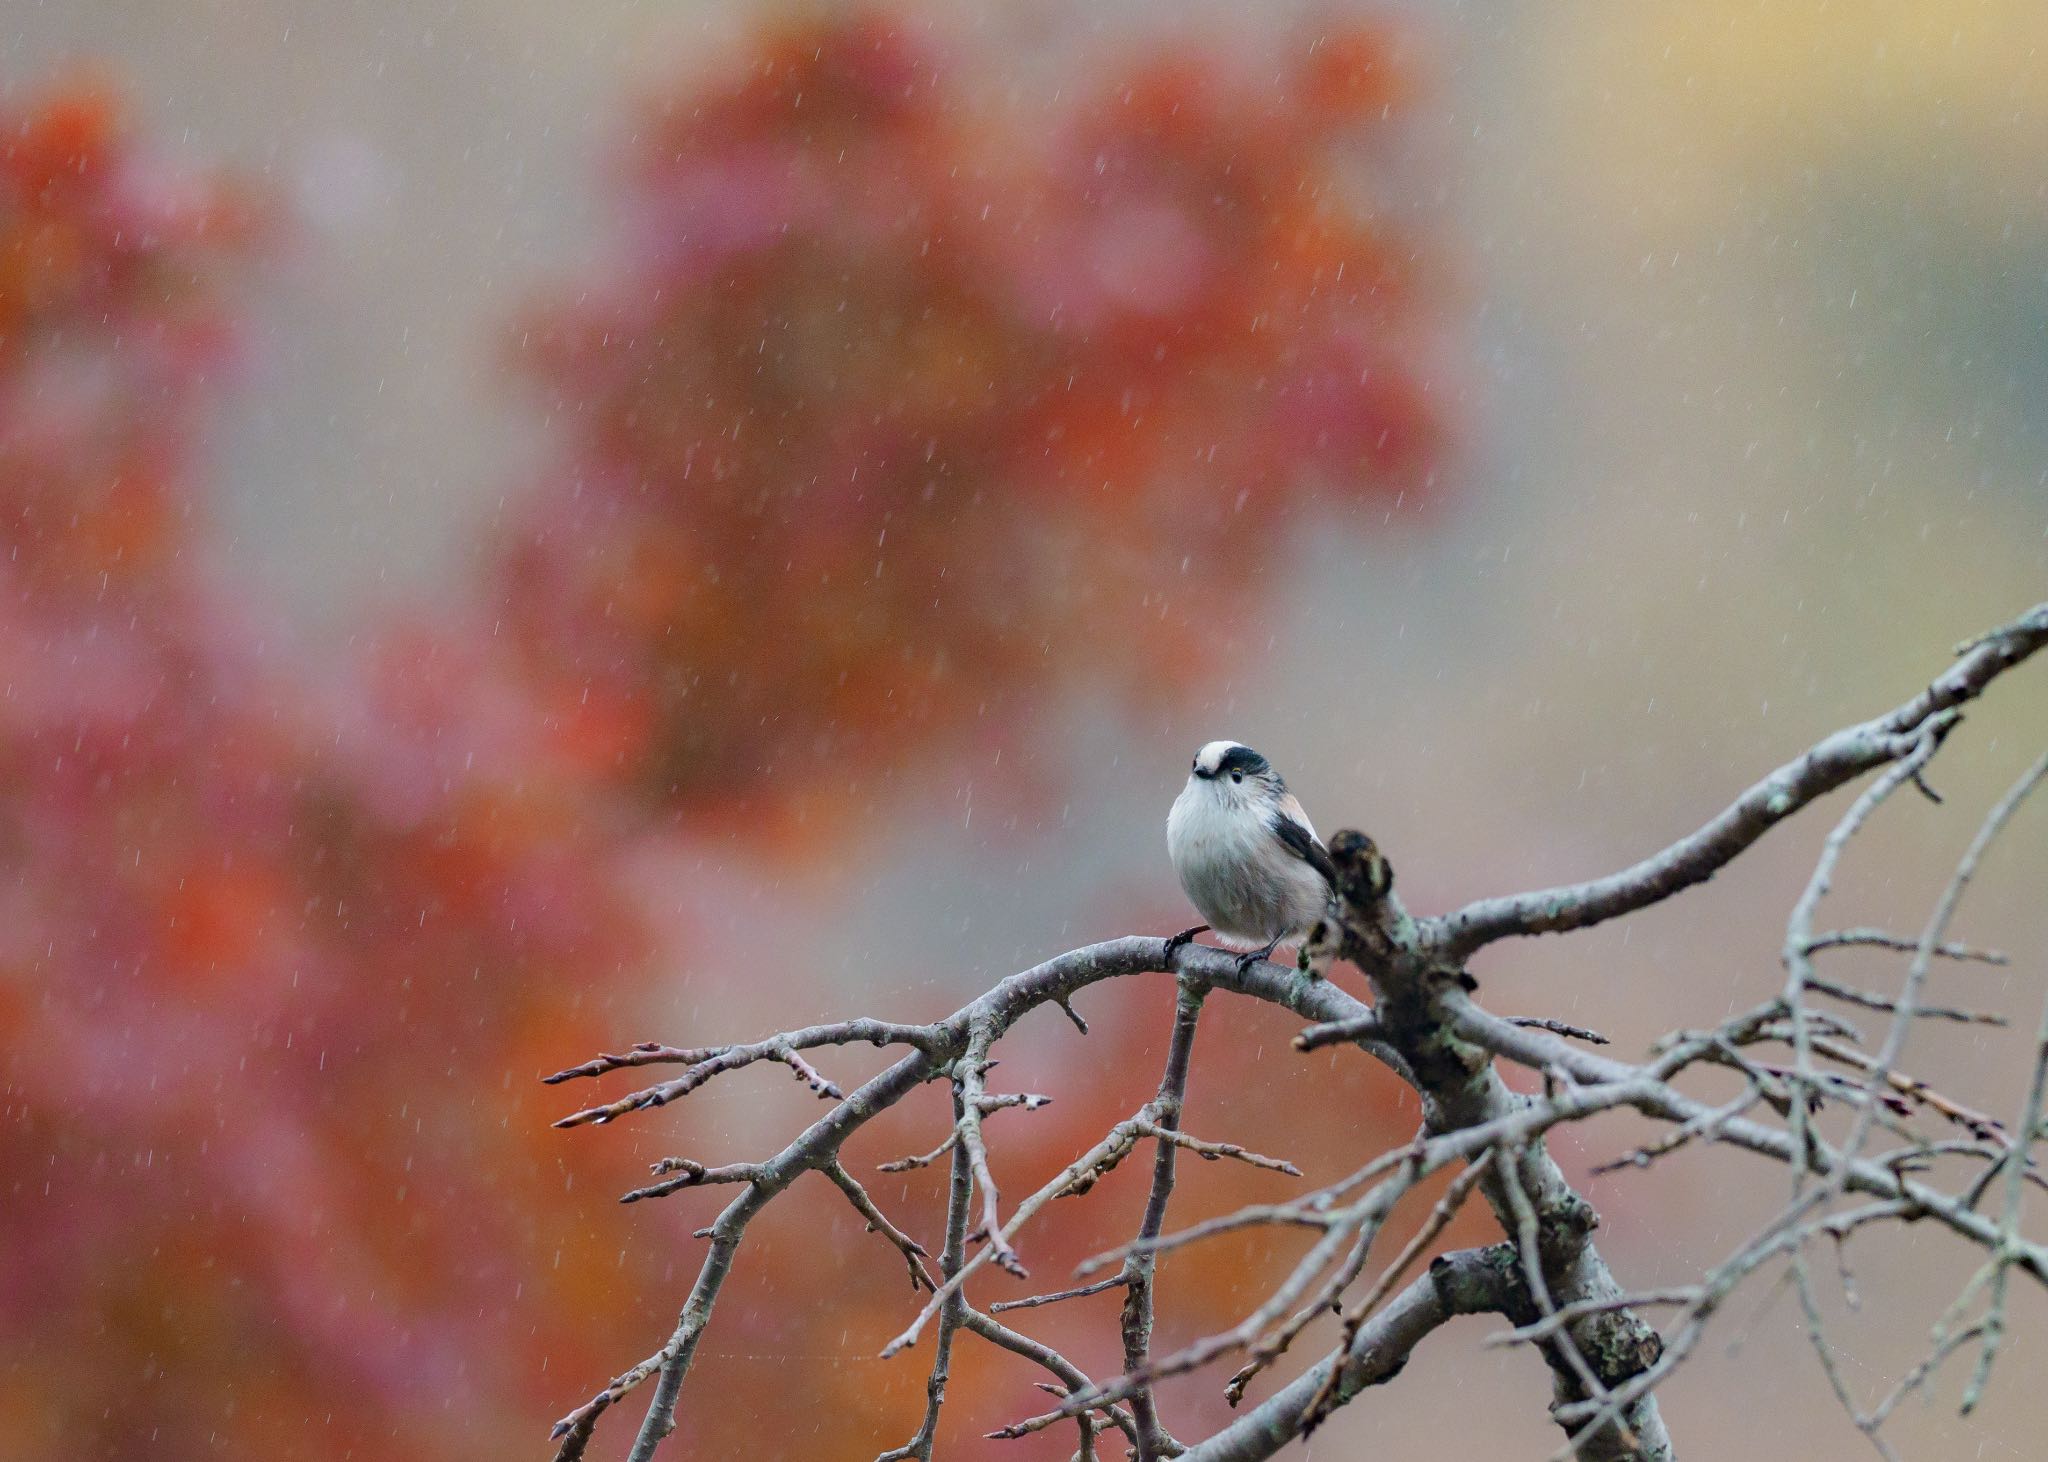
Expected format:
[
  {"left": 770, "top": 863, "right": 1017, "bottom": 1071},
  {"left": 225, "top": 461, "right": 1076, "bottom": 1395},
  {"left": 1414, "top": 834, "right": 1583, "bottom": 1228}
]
[{"left": 1270, "top": 799, "right": 1337, "bottom": 887}]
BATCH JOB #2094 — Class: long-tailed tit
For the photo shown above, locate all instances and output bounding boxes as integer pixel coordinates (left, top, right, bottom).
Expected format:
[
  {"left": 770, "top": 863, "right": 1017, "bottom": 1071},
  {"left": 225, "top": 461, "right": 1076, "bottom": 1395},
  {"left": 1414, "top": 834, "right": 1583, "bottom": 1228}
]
[{"left": 1165, "top": 740, "right": 1336, "bottom": 972}]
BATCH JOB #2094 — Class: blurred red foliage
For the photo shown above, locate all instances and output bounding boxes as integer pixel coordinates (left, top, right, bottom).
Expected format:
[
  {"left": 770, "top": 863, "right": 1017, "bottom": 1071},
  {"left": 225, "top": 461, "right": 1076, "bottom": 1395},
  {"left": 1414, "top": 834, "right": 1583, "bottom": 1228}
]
[
  {"left": 0, "top": 10, "right": 1446, "bottom": 1458},
  {"left": 0, "top": 81, "right": 653, "bottom": 1457},
  {"left": 502, "top": 12, "right": 1442, "bottom": 833}
]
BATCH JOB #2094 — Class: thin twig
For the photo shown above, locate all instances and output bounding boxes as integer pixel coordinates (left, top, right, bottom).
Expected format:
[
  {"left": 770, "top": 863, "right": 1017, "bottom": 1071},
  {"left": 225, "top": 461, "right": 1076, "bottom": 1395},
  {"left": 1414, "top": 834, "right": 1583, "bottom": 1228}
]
[
  {"left": 1428, "top": 602, "right": 2048, "bottom": 960},
  {"left": 1830, "top": 748, "right": 2048, "bottom": 1197},
  {"left": 953, "top": 1034, "right": 1028, "bottom": 1278},
  {"left": 826, "top": 1161, "right": 937, "bottom": 1291},
  {"left": 1957, "top": 751, "right": 2048, "bottom": 1411},
  {"left": 1806, "top": 928, "right": 2009, "bottom": 966},
  {"left": 1284, "top": 1150, "right": 1496, "bottom": 1422},
  {"left": 877, "top": 1093, "right": 976, "bottom": 1462},
  {"left": 990, "top": 1275, "right": 1129, "bottom": 1315},
  {"left": 1507, "top": 1016, "right": 1613, "bottom": 1045},
  {"left": 1120, "top": 980, "right": 1208, "bottom": 1461}
]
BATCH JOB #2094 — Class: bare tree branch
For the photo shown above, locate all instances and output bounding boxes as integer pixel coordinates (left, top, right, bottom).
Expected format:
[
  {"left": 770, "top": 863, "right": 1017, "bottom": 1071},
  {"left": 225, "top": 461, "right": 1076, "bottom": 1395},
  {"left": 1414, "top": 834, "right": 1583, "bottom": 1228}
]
[
  {"left": 1426, "top": 602, "right": 2048, "bottom": 962},
  {"left": 1950, "top": 751, "right": 2048, "bottom": 1412},
  {"left": 1180, "top": 1247, "right": 1521, "bottom": 1462},
  {"left": 538, "top": 600, "right": 2048, "bottom": 1462},
  {"left": 1805, "top": 928, "right": 2009, "bottom": 965},
  {"left": 877, "top": 1091, "right": 976, "bottom": 1462},
  {"left": 962, "top": 1307, "right": 1143, "bottom": 1453},
  {"left": 1119, "top": 979, "right": 1207, "bottom": 1460}
]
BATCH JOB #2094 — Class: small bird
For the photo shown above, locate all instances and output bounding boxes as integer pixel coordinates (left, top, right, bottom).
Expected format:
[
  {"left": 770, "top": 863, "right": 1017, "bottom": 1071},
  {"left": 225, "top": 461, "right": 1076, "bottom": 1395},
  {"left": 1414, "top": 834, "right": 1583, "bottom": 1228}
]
[{"left": 1166, "top": 740, "right": 1336, "bottom": 971}]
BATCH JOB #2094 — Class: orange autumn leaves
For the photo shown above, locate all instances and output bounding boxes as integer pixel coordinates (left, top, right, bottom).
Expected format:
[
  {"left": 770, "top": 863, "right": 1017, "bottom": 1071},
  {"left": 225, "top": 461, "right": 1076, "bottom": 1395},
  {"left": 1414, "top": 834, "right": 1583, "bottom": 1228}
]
[
  {"left": 502, "top": 12, "right": 1441, "bottom": 822},
  {"left": 0, "top": 82, "right": 265, "bottom": 597},
  {"left": 1, "top": 11, "right": 1446, "bottom": 1458},
  {"left": 0, "top": 82, "right": 642, "bottom": 1459}
]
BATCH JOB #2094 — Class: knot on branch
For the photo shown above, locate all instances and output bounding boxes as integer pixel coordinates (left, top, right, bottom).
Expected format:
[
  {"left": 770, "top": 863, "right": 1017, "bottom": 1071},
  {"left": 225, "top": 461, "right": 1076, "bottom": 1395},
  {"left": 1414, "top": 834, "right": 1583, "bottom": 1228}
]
[
  {"left": 1459, "top": 1234, "right": 1660, "bottom": 1400},
  {"left": 1541, "top": 1189, "right": 1600, "bottom": 1249},
  {"left": 1431, "top": 1243, "right": 1531, "bottom": 1320},
  {"left": 1328, "top": 828, "right": 1394, "bottom": 904},
  {"left": 1583, "top": 1316, "right": 1665, "bottom": 1389},
  {"left": 1318, "top": 829, "right": 1412, "bottom": 981},
  {"left": 1323, "top": 829, "right": 1479, "bottom": 1000}
]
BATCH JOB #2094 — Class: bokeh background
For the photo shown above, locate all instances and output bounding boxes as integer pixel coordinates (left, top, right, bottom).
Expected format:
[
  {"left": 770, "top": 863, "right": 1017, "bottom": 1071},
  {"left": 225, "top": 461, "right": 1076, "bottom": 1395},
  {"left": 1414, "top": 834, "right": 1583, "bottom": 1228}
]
[{"left": 4, "top": 4, "right": 2046, "bottom": 1459}]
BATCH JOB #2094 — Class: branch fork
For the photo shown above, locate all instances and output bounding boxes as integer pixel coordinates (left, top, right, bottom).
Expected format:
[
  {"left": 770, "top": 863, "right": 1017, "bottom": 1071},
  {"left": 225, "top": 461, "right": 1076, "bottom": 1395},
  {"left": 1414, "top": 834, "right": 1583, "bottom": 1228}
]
[{"left": 540, "top": 600, "right": 2048, "bottom": 1462}]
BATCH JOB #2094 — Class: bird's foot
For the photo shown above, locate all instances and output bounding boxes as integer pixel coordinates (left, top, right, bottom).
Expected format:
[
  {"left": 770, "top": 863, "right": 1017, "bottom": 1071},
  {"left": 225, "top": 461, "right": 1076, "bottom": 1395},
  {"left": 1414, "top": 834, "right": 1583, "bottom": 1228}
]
[
  {"left": 1233, "top": 937, "right": 1284, "bottom": 976},
  {"left": 1163, "top": 924, "right": 1210, "bottom": 963}
]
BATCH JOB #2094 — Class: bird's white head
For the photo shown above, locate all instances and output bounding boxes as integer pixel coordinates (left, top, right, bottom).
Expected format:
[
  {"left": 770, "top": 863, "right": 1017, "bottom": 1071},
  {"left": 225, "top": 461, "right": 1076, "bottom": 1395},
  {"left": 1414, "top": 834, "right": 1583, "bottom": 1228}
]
[{"left": 1188, "top": 740, "right": 1278, "bottom": 801}]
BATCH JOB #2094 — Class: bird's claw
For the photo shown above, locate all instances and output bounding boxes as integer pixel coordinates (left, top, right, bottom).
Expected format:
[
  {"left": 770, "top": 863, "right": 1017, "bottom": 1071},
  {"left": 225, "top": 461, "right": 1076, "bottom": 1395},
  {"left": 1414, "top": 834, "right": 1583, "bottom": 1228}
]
[
  {"left": 1163, "top": 924, "right": 1210, "bottom": 963},
  {"left": 1233, "top": 939, "right": 1284, "bottom": 976}
]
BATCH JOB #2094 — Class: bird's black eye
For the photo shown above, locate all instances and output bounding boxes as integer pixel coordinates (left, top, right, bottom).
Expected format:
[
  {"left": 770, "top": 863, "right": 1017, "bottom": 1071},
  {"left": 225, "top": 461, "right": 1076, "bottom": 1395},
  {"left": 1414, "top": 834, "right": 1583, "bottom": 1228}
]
[{"left": 1230, "top": 771, "right": 1244, "bottom": 784}]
